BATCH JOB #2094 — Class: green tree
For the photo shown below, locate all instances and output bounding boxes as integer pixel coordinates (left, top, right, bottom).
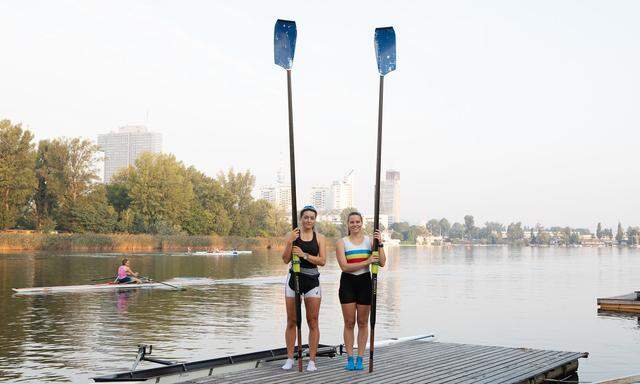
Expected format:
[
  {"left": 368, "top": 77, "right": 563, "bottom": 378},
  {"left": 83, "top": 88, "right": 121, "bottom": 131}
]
[
  {"left": 449, "top": 222, "right": 464, "bottom": 239},
  {"left": 0, "top": 120, "right": 36, "bottom": 229},
  {"left": 538, "top": 230, "right": 550, "bottom": 245},
  {"left": 391, "top": 221, "right": 410, "bottom": 241},
  {"left": 34, "top": 140, "right": 59, "bottom": 230},
  {"left": 596, "top": 222, "right": 602, "bottom": 239},
  {"left": 63, "top": 184, "right": 117, "bottom": 233},
  {"left": 627, "top": 227, "right": 639, "bottom": 246},
  {"left": 426, "top": 219, "right": 441, "bottom": 235},
  {"left": 33, "top": 137, "right": 99, "bottom": 231},
  {"left": 406, "top": 225, "right": 427, "bottom": 243},
  {"left": 464, "top": 215, "right": 475, "bottom": 240},
  {"left": 217, "top": 169, "right": 257, "bottom": 236},
  {"left": 439, "top": 218, "right": 450, "bottom": 237},
  {"left": 114, "top": 153, "right": 194, "bottom": 234},
  {"left": 316, "top": 221, "right": 340, "bottom": 238},
  {"left": 616, "top": 222, "right": 625, "bottom": 243},
  {"left": 184, "top": 166, "right": 232, "bottom": 235},
  {"left": 507, "top": 222, "right": 524, "bottom": 241}
]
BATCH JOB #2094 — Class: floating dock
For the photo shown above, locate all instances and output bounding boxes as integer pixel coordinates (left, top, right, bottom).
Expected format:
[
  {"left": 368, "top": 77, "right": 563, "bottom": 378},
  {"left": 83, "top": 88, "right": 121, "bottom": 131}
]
[
  {"left": 186, "top": 339, "right": 587, "bottom": 384},
  {"left": 597, "top": 291, "right": 640, "bottom": 313}
]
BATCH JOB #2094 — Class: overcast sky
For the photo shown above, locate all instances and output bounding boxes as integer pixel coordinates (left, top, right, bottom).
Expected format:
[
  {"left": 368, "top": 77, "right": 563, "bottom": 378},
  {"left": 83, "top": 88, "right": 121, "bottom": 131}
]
[{"left": 1, "top": 1, "right": 639, "bottom": 229}]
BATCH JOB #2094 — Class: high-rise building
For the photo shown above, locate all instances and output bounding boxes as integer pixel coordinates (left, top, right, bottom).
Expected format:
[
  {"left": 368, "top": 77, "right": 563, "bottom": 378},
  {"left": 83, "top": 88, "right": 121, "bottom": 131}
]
[
  {"left": 97, "top": 125, "right": 162, "bottom": 183},
  {"left": 308, "top": 186, "right": 330, "bottom": 211},
  {"left": 329, "top": 170, "right": 354, "bottom": 211},
  {"left": 260, "top": 186, "right": 277, "bottom": 205},
  {"left": 381, "top": 170, "right": 400, "bottom": 224},
  {"left": 341, "top": 170, "right": 354, "bottom": 209},
  {"left": 277, "top": 184, "right": 292, "bottom": 213}
]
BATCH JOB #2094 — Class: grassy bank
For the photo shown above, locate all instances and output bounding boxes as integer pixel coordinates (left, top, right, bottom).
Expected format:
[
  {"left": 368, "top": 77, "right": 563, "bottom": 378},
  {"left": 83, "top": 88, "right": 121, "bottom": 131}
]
[{"left": 0, "top": 233, "right": 288, "bottom": 252}]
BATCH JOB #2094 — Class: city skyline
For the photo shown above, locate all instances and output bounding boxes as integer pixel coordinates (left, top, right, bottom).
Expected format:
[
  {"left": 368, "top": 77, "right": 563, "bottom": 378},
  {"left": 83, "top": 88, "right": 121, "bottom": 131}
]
[{"left": 1, "top": 1, "right": 639, "bottom": 229}]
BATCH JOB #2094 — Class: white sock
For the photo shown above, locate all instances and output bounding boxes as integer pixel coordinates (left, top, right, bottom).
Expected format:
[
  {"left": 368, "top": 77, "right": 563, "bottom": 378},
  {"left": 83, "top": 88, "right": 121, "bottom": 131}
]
[
  {"left": 281, "top": 358, "right": 294, "bottom": 370},
  {"left": 307, "top": 360, "right": 317, "bottom": 371}
]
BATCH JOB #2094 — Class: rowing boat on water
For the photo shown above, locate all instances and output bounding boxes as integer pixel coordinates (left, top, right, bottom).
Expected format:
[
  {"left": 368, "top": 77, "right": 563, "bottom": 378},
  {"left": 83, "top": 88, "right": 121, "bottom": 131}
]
[
  {"left": 92, "top": 335, "right": 434, "bottom": 384},
  {"left": 190, "top": 250, "right": 252, "bottom": 256},
  {"left": 12, "top": 281, "right": 177, "bottom": 295}
]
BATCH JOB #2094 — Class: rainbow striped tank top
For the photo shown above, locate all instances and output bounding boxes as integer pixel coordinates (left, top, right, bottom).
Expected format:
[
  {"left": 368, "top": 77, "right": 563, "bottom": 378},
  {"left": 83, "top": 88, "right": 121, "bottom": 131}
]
[{"left": 342, "top": 235, "right": 372, "bottom": 275}]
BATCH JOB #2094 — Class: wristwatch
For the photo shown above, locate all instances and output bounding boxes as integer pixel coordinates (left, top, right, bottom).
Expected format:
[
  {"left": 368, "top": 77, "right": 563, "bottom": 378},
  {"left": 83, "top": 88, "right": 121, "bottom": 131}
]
[
  {"left": 303, "top": 253, "right": 308, "bottom": 260},
  {"left": 378, "top": 243, "right": 384, "bottom": 248}
]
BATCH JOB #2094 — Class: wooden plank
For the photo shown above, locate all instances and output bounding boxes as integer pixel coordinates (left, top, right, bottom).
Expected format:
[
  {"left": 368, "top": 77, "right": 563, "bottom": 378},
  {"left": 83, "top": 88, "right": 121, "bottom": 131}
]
[
  {"left": 317, "top": 343, "right": 500, "bottom": 383},
  {"left": 472, "top": 351, "right": 583, "bottom": 384},
  {"left": 254, "top": 341, "right": 468, "bottom": 384},
  {"left": 372, "top": 345, "right": 530, "bottom": 384},
  {"left": 263, "top": 342, "right": 468, "bottom": 384},
  {"left": 190, "top": 341, "right": 588, "bottom": 384},
  {"left": 401, "top": 349, "right": 552, "bottom": 384},
  {"left": 501, "top": 352, "right": 586, "bottom": 384}
]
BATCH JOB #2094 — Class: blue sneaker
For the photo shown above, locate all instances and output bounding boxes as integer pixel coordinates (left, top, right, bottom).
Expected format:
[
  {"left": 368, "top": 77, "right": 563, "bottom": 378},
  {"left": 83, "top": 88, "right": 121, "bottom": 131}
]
[
  {"left": 345, "top": 356, "right": 355, "bottom": 371},
  {"left": 355, "top": 356, "right": 364, "bottom": 370}
]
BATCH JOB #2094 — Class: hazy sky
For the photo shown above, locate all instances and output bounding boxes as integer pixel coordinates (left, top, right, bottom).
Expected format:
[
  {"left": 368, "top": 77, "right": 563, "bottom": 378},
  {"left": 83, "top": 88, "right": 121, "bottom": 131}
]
[{"left": 1, "top": 1, "right": 639, "bottom": 229}]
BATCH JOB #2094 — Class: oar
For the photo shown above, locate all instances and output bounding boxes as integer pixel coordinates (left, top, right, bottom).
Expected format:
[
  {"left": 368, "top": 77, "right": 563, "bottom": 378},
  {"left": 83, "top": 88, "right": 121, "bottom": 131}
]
[
  {"left": 274, "top": 18, "right": 303, "bottom": 373},
  {"left": 370, "top": 26, "right": 397, "bottom": 373},
  {"left": 140, "top": 276, "right": 186, "bottom": 291}
]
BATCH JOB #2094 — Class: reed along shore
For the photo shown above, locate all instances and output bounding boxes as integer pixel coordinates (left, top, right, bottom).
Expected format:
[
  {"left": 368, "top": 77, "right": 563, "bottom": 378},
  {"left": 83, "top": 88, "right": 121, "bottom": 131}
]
[{"left": 0, "top": 233, "right": 290, "bottom": 252}]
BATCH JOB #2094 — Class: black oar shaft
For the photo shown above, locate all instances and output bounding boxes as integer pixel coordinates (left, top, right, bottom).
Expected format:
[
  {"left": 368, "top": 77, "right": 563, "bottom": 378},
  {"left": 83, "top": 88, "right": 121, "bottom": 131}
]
[
  {"left": 373, "top": 75, "right": 384, "bottom": 250},
  {"left": 287, "top": 70, "right": 298, "bottom": 226},
  {"left": 286, "top": 69, "right": 303, "bottom": 372},
  {"left": 369, "top": 74, "right": 384, "bottom": 373}
]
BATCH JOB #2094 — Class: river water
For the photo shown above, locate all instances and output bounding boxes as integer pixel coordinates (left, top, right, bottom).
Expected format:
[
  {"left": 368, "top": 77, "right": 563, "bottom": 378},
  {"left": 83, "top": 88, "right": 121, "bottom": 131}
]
[{"left": 0, "top": 246, "right": 638, "bottom": 382}]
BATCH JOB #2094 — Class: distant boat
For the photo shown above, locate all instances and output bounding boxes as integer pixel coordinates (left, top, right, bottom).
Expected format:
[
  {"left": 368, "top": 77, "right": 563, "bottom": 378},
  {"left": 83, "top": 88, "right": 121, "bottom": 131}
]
[{"left": 189, "top": 250, "right": 252, "bottom": 256}]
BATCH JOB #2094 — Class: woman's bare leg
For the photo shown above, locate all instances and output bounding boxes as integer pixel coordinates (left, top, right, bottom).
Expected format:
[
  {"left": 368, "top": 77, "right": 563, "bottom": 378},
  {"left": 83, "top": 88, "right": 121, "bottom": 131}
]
[
  {"left": 355, "top": 304, "right": 371, "bottom": 357},
  {"left": 285, "top": 297, "right": 297, "bottom": 358},
  {"left": 341, "top": 303, "right": 357, "bottom": 356},
  {"left": 304, "top": 296, "right": 321, "bottom": 361}
]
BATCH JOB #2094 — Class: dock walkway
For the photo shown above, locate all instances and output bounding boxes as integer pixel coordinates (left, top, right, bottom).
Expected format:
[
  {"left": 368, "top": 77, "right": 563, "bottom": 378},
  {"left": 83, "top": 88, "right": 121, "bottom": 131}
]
[
  {"left": 598, "top": 292, "right": 640, "bottom": 313},
  {"left": 187, "top": 340, "right": 587, "bottom": 384}
]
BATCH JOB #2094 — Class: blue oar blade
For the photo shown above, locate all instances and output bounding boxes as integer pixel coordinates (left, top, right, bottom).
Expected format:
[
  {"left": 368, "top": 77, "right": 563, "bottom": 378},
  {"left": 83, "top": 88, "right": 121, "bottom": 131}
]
[
  {"left": 374, "top": 27, "right": 396, "bottom": 76},
  {"left": 274, "top": 19, "right": 297, "bottom": 69}
]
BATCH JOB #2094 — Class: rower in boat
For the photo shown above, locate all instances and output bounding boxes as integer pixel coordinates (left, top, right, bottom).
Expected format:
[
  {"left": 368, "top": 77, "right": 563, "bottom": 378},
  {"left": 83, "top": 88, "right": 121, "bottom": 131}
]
[{"left": 116, "top": 258, "right": 142, "bottom": 284}]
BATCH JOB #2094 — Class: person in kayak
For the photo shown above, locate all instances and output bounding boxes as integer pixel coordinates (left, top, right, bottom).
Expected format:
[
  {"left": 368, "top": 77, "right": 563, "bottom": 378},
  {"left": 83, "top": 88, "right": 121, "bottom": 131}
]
[
  {"left": 281, "top": 205, "right": 327, "bottom": 372},
  {"left": 336, "top": 211, "right": 386, "bottom": 371},
  {"left": 116, "top": 258, "right": 141, "bottom": 284}
]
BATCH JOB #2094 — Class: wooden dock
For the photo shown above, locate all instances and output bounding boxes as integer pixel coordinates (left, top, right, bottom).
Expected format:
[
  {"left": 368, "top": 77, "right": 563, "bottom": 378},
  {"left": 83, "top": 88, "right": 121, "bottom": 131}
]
[
  {"left": 185, "top": 339, "right": 587, "bottom": 384},
  {"left": 597, "top": 291, "right": 640, "bottom": 313}
]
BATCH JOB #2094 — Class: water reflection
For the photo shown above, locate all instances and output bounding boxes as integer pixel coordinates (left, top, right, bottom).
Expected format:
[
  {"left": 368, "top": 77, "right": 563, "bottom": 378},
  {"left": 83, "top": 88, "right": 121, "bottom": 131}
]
[
  {"left": 597, "top": 310, "right": 640, "bottom": 328},
  {"left": 1, "top": 247, "right": 640, "bottom": 382}
]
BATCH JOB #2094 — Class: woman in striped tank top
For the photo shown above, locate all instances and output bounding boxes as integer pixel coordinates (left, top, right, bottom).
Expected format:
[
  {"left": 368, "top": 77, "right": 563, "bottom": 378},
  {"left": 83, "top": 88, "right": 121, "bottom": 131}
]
[{"left": 335, "top": 211, "right": 386, "bottom": 371}]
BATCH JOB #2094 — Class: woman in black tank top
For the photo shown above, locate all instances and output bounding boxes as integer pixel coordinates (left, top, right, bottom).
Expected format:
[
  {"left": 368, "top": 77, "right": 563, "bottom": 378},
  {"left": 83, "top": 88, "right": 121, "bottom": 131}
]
[{"left": 281, "top": 206, "right": 327, "bottom": 371}]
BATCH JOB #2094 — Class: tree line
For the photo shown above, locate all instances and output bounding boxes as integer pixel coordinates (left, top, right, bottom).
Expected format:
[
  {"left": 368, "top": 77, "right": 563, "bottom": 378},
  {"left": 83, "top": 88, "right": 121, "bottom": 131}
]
[{"left": 0, "top": 119, "right": 288, "bottom": 236}]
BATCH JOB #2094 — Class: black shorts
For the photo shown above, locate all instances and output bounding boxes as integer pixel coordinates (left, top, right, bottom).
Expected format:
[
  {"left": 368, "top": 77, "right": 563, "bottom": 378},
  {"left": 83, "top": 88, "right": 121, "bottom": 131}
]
[{"left": 339, "top": 272, "right": 372, "bottom": 305}]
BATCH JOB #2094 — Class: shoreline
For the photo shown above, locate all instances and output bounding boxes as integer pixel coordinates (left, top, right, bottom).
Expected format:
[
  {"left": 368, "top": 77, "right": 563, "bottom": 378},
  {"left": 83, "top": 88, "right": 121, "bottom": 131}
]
[{"left": 0, "top": 233, "right": 288, "bottom": 252}]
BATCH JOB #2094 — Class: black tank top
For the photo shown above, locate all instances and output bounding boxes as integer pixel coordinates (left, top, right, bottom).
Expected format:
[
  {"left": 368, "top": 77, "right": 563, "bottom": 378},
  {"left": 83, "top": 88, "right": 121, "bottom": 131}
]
[{"left": 293, "top": 231, "right": 319, "bottom": 269}]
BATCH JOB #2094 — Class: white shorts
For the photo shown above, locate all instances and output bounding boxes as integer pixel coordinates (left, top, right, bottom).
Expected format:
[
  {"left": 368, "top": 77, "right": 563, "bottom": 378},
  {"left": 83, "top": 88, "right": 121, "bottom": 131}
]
[{"left": 284, "top": 273, "right": 322, "bottom": 298}]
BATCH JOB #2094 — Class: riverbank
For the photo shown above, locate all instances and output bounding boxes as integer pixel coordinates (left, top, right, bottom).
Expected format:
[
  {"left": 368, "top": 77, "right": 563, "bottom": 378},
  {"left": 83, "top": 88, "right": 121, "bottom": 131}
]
[{"left": 0, "top": 233, "right": 289, "bottom": 252}]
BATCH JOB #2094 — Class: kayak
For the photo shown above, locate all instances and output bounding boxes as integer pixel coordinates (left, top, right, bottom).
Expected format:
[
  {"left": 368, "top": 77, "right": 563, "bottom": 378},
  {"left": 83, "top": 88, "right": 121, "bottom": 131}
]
[
  {"left": 12, "top": 281, "right": 175, "bottom": 295},
  {"left": 190, "top": 250, "right": 252, "bottom": 256}
]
